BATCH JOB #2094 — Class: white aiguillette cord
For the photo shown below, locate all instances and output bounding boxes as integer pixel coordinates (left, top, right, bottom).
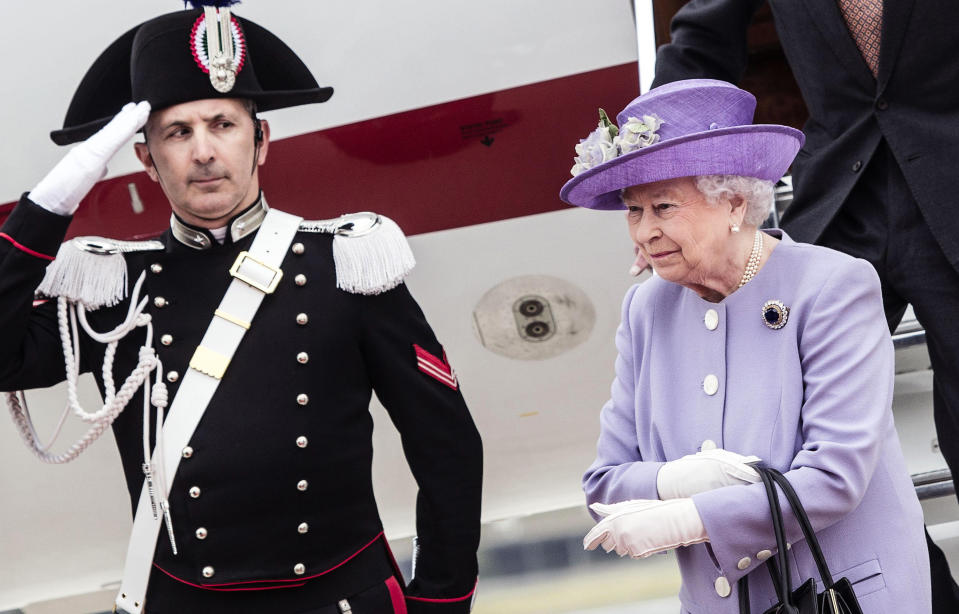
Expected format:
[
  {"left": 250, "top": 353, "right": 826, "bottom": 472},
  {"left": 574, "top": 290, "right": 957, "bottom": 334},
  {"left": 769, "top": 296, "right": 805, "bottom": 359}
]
[{"left": 114, "top": 209, "right": 302, "bottom": 614}]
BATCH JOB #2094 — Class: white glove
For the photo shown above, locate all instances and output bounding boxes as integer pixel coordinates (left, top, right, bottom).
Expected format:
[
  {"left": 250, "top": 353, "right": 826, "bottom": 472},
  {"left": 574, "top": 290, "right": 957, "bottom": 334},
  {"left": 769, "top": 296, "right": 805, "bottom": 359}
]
[
  {"left": 30, "top": 101, "right": 151, "bottom": 216},
  {"left": 656, "top": 448, "right": 761, "bottom": 499},
  {"left": 584, "top": 498, "right": 708, "bottom": 558}
]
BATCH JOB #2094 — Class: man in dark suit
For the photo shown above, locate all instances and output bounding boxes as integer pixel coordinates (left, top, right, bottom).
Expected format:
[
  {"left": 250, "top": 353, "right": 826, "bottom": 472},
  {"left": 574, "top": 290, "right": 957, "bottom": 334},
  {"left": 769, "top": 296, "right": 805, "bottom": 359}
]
[
  {"left": 0, "top": 4, "right": 482, "bottom": 613},
  {"left": 651, "top": 0, "right": 959, "bottom": 609}
]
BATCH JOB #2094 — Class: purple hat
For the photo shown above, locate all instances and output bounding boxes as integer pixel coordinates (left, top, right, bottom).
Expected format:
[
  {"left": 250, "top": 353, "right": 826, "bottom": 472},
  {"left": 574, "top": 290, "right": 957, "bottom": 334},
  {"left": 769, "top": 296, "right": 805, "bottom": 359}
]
[{"left": 559, "top": 79, "right": 804, "bottom": 210}]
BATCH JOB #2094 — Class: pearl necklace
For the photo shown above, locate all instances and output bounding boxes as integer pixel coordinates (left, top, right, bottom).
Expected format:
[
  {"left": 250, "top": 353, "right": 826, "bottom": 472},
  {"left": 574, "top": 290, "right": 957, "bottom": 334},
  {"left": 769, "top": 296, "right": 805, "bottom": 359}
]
[{"left": 737, "top": 230, "right": 763, "bottom": 288}]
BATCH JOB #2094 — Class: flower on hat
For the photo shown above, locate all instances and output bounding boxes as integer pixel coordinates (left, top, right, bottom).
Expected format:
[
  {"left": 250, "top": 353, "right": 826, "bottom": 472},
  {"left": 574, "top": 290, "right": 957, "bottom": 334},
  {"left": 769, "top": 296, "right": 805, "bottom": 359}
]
[
  {"left": 618, "top": 115, "right": 663, "bottom": 154},
  {"left": 571, "top": 109, "right": 620, "bottom": 176},
  {"left": 569, "top": 109, "right": 664, "bottom": 176}
]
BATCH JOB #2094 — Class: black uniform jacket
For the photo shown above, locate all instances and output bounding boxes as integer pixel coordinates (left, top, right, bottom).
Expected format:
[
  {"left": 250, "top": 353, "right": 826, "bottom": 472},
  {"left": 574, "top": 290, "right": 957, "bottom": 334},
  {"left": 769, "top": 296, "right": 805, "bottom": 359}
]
[
  {"left": 652, "top": 0, "right": 959, "bottom": 270},
  {"left": 0, "top": 196, "right": 482, "bottom": 613}
]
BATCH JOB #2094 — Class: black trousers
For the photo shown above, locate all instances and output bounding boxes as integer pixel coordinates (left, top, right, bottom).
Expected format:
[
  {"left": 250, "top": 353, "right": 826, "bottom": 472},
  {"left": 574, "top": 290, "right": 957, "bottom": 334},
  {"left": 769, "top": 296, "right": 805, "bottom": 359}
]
[{"left": 814, "top": 142, "right": 959, "bottom": 612}]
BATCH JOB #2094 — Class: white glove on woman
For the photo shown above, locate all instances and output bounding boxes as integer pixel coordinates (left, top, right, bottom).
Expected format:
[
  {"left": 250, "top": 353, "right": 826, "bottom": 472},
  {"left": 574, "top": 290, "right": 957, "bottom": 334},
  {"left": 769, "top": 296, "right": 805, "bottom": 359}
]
[
  {"left": 584, "top": 498, "right": 708, "bottom": 558},
  {"left": 656, "top": 448, "right": 761, "bottom": 499},
  {"left": 29, "top": 101, "right": 151, "bottom": 216}
]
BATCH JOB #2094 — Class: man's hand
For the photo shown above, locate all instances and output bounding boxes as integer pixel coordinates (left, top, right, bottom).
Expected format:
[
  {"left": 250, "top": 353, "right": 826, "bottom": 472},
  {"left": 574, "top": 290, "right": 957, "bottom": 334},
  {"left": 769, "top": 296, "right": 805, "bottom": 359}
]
[
  {"left": 30, "top": 101, "right": 151, "bottom": 216},
  {"left": 584, "top": 498, "right": 708, "bottom": 558},
  {"left": 656, "top": 448, "right": 761, "bottom": 499},
  {"left": 629, "top": 245, "right": 649, "bottom": 276}
]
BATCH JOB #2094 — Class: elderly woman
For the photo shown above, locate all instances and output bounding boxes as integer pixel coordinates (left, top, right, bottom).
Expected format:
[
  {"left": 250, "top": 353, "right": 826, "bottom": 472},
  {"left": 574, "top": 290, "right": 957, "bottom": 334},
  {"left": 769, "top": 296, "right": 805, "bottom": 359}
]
[{"left": 562, "top": 79, "right": 930, "bottom": 613}]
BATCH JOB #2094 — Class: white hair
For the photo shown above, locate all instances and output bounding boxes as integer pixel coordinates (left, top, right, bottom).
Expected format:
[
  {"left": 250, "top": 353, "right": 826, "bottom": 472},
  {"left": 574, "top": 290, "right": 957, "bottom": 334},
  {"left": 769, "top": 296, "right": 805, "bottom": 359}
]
[{"left": 694, "top": 175, "right": 775, "bottom": 227}]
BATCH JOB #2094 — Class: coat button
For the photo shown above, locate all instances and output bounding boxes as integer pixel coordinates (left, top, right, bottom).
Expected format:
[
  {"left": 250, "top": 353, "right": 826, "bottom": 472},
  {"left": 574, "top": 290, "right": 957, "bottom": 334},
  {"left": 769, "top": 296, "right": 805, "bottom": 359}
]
[
  {"left": 296, "top": 436, "right": 308, "bottom": 448},
  {"left": 876, "top": 98, "right": 888, "bottom": 111},
  {"left": 189, "top": 486, "right": 201, "bottom": 498},
  {"left": 701, "top": 439, "right": 717, "bottom": 451},
  {"left": 294, "top": 563, "right": 306, "bottom": 575},
  {"left": 182, "top": 446, "right": 194, "bottom": 459},
  {"left": 196, "top": 527, "right": 208, "bottom": 540},
  {"left": 294, "top": 274, "right": 307, "bottom": 286},
  {"left": 160, "top": 334, "right": 173, "bottom": 346},
  {"left": 703, "top": 374, "right": 719, "bottom": 396},
  {"left": 298, "top": 522, "right": 309, "bottom": 534},
  {"left": 150, "top": 263, "right": 163, "bottom": 274},
  {"left": 297, "top": 352, "right": 309, "bottom": 364},
  {"left": 296, "top": 394, "right": 309, "bottom": 406},
  {"left": 737, "top": 556, "right": 752, "bottom": 570},
  {"left": 715, "top": 576, "right": 731, "bottom": 597},
  {"left": 757, "top": 549, "right": 772, "bottom": 561},
  {"left": 202, "top": 566, "right": 215, "bottom": 578},
  {"left": 167, "top": 371, "right": 179, "bottom": 383},
  {"left": 297, "top": 480, "right": 309, "bottom": 491},
  {"left": 296, "top": 313, "right": 308, "bottom": 326},
  {"left": 852, "top": 160, "right": 862, "bottom": 172},
  {"left": 704, "top": 309, "right": 719, "bottom": 330},
  {"left": 292, "top": 242, "right": 305, "bottom": 255},
  {"left": 154, "top": 297, "right": 168, "bottom": 308}
]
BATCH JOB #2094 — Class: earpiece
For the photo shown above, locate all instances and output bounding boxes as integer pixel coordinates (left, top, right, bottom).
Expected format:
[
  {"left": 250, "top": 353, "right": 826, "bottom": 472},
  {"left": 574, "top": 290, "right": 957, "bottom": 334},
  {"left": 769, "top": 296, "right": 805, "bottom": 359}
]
[{"left": 254, "top": 119, "right": 263, "bottom": 144}]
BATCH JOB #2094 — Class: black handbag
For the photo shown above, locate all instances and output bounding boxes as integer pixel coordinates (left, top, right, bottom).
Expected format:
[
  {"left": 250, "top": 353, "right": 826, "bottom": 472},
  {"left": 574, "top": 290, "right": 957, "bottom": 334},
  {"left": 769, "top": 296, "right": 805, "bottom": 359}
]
[{"left": 738, "top": 465, "right": 865, "bottom": 614}]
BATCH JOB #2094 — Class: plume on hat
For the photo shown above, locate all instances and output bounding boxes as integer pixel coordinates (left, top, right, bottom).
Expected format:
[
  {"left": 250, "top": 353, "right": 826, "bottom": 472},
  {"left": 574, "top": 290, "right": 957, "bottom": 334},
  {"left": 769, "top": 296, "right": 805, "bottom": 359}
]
[{"left": 185, "top": 1, "right": 242, "bottom": 8}]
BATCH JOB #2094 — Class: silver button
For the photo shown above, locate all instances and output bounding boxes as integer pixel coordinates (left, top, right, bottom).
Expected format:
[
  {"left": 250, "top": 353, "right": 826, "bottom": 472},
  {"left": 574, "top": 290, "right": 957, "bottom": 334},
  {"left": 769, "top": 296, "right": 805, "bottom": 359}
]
[
  {"left": 196, "top": 527, "right": 208, "bottom": 540},
  {"left": 154, "top": 297, "right": 167, "bottom": 308},
  {"left": 296, "top": 394, "right": 309, "bottom": 406},
  {"left": 182, "top": 446, "right": 194, "bottom": 459},
  {"left": 189, "top": 486, "right": 201, "bottom": 498},
  {"left": 297, "top": 352, "right": 309, "bottom": 364},
  {"left": 704, "top": 309, "right": 719, "bottom": 331},
  {"left": 296, "top": 313, "right": 308, "bottom": 326},
  {"left": 298, "top": 522, "right": 309, "bottom": 534},
  {"left": 701, "top": 439, "right": 717, "bottom": 451},
  {"left": 294, "top": 274, "right": 307, "bottom": 286},
  {"left": 292, "top": 242, "right": 305, "bottom": 255},
  {"left": 296, "top": 436, "right": 308, "bottom": 448},
  {"left": 150, "top": 263, "right": 163, "bottom": 274},
  {"left": 294, "top": 563, "right": 306, "bottom": 575},
  {"left": 167, "top": 371, "right": 179, "bottom": 383},
  {"left": 737, "top": 557, "right": 751, "bottom": 570},
  {"left": 202, "top": 566, "right": 215, "bottom": 578},
  {"left": 703, "top": 374, "right": 719, "bottom": 396},
  {"left": 160, "top": 334, "right": 173, "bottom": 346},
  {"left": 715, "top": 576, "right": 731, "bottom": 598},
  {"left": 757, "top": 549, "right": 772, "bottom": 561},
  {"left": 297, "top": 479, "right": 308, "bottom": 491}
]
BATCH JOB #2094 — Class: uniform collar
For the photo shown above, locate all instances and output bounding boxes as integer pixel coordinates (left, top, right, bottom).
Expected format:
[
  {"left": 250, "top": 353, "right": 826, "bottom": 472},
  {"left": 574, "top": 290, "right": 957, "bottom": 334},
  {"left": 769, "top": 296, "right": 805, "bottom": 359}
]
[{"left": 170, "top": 193, "right": 270, "bottom": 250}]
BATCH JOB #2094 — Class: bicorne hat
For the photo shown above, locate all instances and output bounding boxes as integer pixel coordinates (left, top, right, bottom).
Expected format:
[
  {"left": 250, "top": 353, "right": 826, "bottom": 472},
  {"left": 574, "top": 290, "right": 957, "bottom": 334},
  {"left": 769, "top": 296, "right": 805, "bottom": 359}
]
[
  {"left": 559, "top": 79, "right": 804, "bottom": 210},
  {"left": 51, "top": 1, "right": 333, "bottom": 145}
]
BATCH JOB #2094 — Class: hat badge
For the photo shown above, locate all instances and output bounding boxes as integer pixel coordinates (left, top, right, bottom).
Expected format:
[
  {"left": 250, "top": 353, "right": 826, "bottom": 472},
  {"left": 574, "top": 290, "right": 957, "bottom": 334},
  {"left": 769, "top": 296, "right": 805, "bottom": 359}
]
[{"left": 191, "top": 7, "right": 246, "bottom": 93}]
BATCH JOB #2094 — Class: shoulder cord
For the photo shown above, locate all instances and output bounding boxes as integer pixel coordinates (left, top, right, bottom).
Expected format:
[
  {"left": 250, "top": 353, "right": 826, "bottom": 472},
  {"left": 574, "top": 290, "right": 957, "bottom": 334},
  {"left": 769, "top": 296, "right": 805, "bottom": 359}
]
[
  {"left": 5, "top": 270, "right": 168, "bottom": 487},
  {"left": 5, "top": 269, "right": 176, "bottom": 548}
]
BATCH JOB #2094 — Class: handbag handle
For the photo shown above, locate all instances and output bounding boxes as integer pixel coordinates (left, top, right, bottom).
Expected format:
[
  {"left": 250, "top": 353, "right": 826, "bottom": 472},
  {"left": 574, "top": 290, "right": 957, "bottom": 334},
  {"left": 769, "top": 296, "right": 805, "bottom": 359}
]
[
  {"left": 764, "top": 467, "right": 837, "bottom": 588},
  {"left": 756, "top": 465, "right": 796, "bottom": 606}
]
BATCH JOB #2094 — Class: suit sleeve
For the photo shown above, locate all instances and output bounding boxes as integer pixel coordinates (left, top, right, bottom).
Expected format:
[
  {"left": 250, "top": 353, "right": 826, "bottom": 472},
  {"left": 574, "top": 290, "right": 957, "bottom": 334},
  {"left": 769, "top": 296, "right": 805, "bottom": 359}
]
[
  {"left": 0, "top": 195, "right": 76, "bottom": 391},
  {"left": 582, "top": 283, "right": 664, "bottom": 520},
  {"left": 692, "top": 258, "right": 894, "bottom": 585},
  {"left": 651, "top": 0, "right": 765, "bottom": 88},
  {"left": 357, "top": 282, "right": 482, "bottom": 613}
]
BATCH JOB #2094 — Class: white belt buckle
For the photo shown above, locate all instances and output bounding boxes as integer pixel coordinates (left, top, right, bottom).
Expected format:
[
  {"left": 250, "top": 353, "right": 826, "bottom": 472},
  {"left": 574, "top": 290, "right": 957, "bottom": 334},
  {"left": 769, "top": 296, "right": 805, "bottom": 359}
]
[{"left": 229, "top": 251, "right": 283, "bottom": 293}]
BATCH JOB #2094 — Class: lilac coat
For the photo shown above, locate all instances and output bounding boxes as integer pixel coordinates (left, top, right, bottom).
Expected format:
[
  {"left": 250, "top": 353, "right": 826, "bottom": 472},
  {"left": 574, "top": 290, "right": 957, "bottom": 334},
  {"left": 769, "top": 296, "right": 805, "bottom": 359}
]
[{"left": 583, "top": 231, "right": 930, "bottom": 613}]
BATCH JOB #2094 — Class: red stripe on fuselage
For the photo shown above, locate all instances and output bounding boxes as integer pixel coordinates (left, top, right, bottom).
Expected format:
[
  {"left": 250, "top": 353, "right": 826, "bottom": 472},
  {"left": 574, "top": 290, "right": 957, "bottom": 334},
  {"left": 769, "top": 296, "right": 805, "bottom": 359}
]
[{"left": 0, "top": 63, "right": 638, "bottom": 238}]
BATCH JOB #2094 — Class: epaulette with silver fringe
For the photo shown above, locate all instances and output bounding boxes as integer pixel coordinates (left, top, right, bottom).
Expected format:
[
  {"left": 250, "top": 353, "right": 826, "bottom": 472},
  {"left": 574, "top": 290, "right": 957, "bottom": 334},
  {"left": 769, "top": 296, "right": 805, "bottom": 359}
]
[
  {"left": 298, "top": 212, "right": 416, "bottom": 296},
  {"left": 37, "top": 237, "right": 164, "bottom": 310}
]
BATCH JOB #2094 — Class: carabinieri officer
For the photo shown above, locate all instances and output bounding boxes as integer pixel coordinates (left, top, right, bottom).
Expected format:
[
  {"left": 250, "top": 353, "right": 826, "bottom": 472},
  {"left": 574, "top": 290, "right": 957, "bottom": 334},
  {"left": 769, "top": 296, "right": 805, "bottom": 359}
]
[{"left": 0, "top": 2, "right": 482, "bottom": 613}]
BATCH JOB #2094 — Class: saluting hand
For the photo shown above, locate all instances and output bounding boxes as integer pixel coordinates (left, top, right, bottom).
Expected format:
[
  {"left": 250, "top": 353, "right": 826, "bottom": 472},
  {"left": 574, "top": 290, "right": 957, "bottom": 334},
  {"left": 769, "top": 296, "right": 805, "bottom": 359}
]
[
  {"left": 656, "top": 448, "right": 761, "bottom": 499},
  {"left": 30, "top": 101, "right": 151, "bottom": 216},
  {"left": 584, "top": 498, "right": 708, "bottom": 558}
]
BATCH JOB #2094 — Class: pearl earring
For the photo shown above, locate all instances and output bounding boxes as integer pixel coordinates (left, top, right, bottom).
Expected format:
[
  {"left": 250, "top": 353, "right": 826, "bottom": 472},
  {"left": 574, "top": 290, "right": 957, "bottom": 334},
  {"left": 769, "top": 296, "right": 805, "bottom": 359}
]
[{"left": 731, "top": 223, "right": 740, "bottom": 233}]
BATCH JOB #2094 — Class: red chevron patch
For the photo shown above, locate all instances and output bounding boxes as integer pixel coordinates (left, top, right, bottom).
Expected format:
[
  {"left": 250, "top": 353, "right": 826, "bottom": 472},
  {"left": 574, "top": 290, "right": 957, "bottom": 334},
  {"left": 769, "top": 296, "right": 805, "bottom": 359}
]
[{"left": 413, "top": 344, "right": 458, "bottom": 390}]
